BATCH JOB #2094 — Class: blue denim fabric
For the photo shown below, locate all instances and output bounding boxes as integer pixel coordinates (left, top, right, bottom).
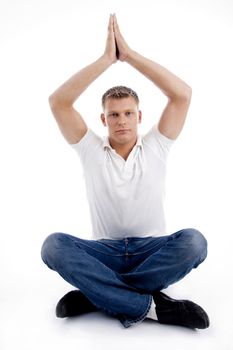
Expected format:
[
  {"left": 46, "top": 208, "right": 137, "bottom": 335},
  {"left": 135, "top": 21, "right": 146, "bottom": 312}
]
[{"left": 41, "top": 228, "right": 207, "bottom": 328}]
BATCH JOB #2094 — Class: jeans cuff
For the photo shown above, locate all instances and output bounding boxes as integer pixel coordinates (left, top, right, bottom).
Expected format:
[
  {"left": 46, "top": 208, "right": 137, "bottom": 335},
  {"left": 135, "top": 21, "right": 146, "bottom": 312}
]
[{"left": 118, "top": 294, "right": 152, "bottom": 328}]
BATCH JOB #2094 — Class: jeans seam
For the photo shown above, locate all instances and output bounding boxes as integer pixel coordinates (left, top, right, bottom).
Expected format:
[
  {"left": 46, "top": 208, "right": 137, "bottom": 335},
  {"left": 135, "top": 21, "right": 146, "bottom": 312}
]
[
  {"left": 75, "top": 241, "right": 124, "bottom": 257},
  {"left": 119, "top": 294, "right": 152, "bottom": 328}
]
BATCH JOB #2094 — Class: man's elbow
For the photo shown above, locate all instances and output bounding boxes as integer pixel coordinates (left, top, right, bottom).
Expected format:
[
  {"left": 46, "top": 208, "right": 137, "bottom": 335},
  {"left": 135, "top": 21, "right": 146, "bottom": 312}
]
[
  {"left": 48, "top": 93, "right": 56, "bottom": 110},
  {"left": 173, "top": 85, "right": 192, "bottom": 105},
  {"left": 48, "top": 92, "right": 71, "bottom": 111},
  {"left": 49, "top": 91, "right": 63, "bottom": 109},
  {"left": 181, "top": 85, "right": 192, "bottom": 102}
]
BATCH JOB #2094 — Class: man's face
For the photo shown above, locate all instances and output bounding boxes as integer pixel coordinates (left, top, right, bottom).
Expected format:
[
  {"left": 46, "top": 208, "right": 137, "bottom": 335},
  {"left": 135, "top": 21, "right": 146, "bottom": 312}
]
[{"left": 101, "top": 96, "right": 142, "bottom": 146}]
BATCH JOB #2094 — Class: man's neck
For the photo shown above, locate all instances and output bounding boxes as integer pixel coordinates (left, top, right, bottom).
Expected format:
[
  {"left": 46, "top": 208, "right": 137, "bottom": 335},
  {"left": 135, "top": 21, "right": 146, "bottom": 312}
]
[{"left": 109, "top": 136, "right": 138, "bottom": 161}]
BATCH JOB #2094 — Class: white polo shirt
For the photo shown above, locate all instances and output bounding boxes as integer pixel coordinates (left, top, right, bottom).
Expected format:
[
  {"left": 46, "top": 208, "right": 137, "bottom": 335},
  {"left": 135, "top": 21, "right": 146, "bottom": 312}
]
[{"left": 71, "top": 124, "right": 175, "bottom": 240}]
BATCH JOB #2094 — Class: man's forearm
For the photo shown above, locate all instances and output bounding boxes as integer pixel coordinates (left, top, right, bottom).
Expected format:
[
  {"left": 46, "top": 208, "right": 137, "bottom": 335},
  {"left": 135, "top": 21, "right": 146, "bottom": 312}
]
[
  {"left": 49, "top": 55, "right": 112, "bottom": 107},
  {"left": 125, "top": 50, "right": 191, "bottom": 100}
]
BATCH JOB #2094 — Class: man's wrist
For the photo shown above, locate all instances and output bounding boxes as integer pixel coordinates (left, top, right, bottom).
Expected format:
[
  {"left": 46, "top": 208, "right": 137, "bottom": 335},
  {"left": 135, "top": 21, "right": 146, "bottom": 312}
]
[
  {"left": 124, "top": 49, "right": 138, "bottom": 64},
  {"left": 99, "top": 54, "right": 115, "bottom": 68}
]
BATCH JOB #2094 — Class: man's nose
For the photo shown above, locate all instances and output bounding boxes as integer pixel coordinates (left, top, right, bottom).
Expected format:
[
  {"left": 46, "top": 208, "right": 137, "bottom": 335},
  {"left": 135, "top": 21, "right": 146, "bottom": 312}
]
[{"left": 118, "top": 114, "right": 127, "bottom": 124}]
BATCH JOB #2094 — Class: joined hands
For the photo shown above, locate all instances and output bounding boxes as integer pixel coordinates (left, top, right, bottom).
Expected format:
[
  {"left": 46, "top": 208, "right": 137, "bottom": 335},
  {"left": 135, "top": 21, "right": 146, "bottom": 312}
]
[{"left": 103, "top": 14, "right": 132, "bottom": 64}]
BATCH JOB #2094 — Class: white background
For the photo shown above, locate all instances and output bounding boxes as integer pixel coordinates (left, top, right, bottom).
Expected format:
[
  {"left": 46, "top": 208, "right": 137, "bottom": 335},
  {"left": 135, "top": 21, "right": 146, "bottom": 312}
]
[{"left": 1, "top": 0, "right": 233, "bottom": 349}]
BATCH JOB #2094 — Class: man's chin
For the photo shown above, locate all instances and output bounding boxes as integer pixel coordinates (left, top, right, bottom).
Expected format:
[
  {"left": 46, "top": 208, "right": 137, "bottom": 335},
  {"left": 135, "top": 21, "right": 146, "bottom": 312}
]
[{"left": 115, "top": 134, "right": 131, "bottom": 142}]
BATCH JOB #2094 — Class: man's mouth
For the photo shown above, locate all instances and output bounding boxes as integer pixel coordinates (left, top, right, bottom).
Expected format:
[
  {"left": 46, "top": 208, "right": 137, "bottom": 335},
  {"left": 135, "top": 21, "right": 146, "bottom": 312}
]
[{"left": 116, "top": 129, "right": 130, "bottom": 133}]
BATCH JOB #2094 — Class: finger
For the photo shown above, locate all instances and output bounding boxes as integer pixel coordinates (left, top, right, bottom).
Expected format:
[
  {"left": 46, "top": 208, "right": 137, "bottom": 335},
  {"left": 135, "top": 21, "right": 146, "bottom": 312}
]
[
  {"left": 108, "top": 14, "right": 112, "bottom": 32},
  {"left": 108, "top": 14, "right": 115, "bottom": 37},
  {"left": 108, "top": 14, "right": 114, "bottom": 32},
  {"left": 113, "top": 13, "right": 120, "bottom": 32}
]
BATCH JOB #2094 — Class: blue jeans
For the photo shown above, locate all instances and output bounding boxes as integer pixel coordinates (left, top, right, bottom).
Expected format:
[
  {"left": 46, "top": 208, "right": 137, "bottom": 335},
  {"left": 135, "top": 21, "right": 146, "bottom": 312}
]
[{"left": 41, "top": 228, "right": 207, "bottom": 328}]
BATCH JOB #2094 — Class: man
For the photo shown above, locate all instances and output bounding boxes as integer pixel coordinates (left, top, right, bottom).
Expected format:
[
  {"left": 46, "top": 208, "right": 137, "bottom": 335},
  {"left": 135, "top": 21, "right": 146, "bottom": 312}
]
[{"left": 41, "top": 14, "right": 209, "bottom": 329}]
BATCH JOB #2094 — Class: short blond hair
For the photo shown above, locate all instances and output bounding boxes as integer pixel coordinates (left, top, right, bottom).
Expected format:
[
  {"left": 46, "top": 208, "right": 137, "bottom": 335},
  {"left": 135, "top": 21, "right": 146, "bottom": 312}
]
[{"left": 102, "top": 86, "right": 139, "bottom": 108}]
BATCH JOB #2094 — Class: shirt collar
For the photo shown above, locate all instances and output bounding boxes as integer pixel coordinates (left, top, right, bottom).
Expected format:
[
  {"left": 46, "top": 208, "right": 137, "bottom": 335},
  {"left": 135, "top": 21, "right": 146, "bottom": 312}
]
[{"left": 102, "top": 134, "right": 142, "bottom": 150}]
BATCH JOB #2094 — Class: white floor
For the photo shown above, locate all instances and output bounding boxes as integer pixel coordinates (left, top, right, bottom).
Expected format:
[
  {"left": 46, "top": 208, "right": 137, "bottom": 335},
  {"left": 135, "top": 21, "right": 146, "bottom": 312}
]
[{"left": 2, "top": 231, "right": 232, "bottom": 350}]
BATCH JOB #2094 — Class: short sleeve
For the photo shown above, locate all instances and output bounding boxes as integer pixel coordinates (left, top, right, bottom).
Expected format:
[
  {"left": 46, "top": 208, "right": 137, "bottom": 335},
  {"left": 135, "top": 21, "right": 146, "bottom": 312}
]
[
  {"left": 70, "top": 128, "right": 102, "bottom": 166},
  {"left": 142, "top": 123, "right": 175, "bottom": 162}
]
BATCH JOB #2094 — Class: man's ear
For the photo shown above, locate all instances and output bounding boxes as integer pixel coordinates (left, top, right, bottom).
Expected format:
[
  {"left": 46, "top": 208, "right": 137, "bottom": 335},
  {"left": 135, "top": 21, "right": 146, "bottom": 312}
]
[
  {"left": 101, "top": 113, "right": 107, "bottom": 127},
  {"left": 138, "top": 110, "right": 142, "bottom": 124}
]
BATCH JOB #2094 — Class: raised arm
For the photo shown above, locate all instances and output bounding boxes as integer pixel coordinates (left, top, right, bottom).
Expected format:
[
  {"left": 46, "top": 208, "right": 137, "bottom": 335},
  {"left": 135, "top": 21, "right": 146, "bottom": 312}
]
[
  {"left": 49, "top": 15, "right": 117, "bottom": 144},
  {"left": 113, "top": 14, "right": 192, "bottom": 140}
]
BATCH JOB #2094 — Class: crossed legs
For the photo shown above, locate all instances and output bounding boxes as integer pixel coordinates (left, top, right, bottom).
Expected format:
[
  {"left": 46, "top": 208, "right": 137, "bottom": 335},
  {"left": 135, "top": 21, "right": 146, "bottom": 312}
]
[{"left": 41, "top": 228, "right": 209, "bottom": 328}]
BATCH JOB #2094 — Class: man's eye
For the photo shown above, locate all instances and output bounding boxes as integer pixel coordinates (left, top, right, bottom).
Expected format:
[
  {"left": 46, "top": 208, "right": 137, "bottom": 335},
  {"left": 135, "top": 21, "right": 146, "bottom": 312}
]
[{"left": 126, "top": 112, "right": 132, "bottom": 116}]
